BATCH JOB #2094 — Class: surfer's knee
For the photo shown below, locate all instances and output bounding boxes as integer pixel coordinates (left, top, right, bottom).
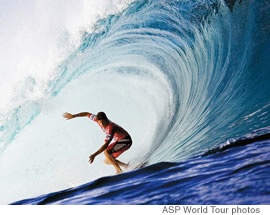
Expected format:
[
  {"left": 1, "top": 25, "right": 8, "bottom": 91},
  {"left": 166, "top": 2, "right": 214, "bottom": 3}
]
[
  {"left": 104, "top": 149, "right": 110, "bottom": 157},
  {"left": 104, "top": 158, "right": 111, "bottom": 164},
  {"left": 104, "top": 149, "right": 113, "bottom": 160}
]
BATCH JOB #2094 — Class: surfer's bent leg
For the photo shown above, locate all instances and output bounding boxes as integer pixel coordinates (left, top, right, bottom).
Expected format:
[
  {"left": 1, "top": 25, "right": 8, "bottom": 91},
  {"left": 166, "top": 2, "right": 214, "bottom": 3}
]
[
  {"left": 104, "top": 149, "right": 122, "bottom": 173},
  {"left": 104, "top": 157, "right": 128, "bottom": 167},
  {"left": 116, "top": 159, "right": 129, "bottom": 168},
  {"left": 104, "top": 158, "right": 111, "bottom": 164},
  {"left": 105, "top": 138, "right": 132, "bottom": 172}
]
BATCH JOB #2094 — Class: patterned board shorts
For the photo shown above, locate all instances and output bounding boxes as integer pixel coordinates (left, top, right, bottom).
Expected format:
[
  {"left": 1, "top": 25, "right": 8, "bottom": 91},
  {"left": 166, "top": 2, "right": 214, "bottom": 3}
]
[{"left": 107, "top": 138, "right": 132, "bottom": 158}]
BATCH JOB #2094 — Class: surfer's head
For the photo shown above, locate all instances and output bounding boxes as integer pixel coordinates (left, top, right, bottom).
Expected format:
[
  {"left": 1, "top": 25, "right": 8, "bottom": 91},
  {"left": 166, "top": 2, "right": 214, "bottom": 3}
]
[{"left": 96, "top": 112, "right": 109, "bottom": 127}]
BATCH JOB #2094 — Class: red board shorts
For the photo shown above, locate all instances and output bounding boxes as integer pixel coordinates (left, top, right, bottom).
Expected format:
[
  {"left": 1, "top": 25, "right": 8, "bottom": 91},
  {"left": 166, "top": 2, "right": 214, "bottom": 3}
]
[{"left": 107, "top": 137, "right": 132, "bottom": 158}]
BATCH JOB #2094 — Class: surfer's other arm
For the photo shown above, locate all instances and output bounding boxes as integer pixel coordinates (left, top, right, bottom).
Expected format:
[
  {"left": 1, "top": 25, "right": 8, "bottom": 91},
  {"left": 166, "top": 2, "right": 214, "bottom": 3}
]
[
  {"left": 89, "top": 128, "right": 114, "bottom": 163},
  {"left": 63, "top": 112, "right": 90, "bottom": 120},
  {"left": 89, "top": 142, "right": 110, "bottom": 163}
]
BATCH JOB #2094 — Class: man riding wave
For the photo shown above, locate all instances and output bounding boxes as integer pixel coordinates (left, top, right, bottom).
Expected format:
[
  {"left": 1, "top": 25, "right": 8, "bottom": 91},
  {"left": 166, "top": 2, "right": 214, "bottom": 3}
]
[{"left": 63, "top": 112, "right": 132, "bottom": 174}]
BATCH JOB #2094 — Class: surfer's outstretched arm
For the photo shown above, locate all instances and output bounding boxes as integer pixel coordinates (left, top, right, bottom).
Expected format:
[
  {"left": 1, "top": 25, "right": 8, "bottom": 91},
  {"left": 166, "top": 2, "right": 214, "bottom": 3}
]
[{"left": 63, "top": 112, "right": 90, "bottom": 120}]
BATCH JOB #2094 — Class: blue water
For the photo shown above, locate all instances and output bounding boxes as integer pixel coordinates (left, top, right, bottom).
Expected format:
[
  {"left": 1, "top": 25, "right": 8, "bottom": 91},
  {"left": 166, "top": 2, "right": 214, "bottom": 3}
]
[
  {"left": 3, "top": 0, "right": 270, "bottom": 204},
  {"left": 12, "top": 132, "right": 270, "bottom": 205}
]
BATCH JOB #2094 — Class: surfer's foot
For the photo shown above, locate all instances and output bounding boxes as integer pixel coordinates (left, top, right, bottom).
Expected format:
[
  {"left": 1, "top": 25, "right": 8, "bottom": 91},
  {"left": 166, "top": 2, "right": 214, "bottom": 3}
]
[
  {"left": 116, "top": 160, "right": 129, "bottom": 168},
  {"left": 116, "top": 169, "right": 122, "bottom": 174},
  {"left": 122, "top": 162, "right": 130, "bottom": 168}
]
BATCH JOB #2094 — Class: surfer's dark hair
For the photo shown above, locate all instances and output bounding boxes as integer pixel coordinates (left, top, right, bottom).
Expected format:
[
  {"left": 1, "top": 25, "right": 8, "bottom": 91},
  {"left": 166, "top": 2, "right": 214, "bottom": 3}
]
[{"left": 96, "top": 112, "right": 108, "bottom": 124}]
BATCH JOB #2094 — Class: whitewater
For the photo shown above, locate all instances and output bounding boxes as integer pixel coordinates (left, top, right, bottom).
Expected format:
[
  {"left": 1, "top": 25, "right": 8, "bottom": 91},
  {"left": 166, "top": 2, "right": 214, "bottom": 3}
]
[{"left": 0, "top": 0, "right": 270, "bottom": 204}]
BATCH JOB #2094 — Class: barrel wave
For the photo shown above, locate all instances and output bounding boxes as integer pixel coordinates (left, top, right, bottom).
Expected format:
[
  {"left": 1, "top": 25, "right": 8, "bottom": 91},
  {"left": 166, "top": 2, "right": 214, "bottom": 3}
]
[{"left": 0, "top": 0, "right": 270, "bottom": 204}]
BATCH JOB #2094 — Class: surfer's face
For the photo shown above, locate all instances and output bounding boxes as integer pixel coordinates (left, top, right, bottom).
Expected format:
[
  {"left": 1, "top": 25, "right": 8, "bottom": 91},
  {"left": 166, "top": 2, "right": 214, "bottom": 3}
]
[{"left": 97, "top": 120, "right": 104, "bottom": 127}]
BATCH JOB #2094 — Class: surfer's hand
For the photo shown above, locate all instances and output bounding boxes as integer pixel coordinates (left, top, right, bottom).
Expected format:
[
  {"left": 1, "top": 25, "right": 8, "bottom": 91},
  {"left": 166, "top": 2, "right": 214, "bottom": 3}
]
[
  {"left": 89, "top": 154, "right": 96, "bottom": 164},
  {"left": 63, "top": 112, "right": 73, "bottom": 120}
]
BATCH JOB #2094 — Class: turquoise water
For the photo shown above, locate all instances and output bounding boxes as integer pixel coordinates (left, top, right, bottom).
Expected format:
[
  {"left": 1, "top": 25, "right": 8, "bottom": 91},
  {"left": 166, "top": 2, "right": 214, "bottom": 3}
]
[{"left": 1, "top": 0, "right": 270, "bottom": 204}]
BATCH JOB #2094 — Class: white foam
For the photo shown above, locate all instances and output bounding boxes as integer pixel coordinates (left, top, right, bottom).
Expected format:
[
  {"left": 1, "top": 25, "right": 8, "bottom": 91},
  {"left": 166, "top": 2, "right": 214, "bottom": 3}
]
[
  {"left": 0, "top": 0, "right": 135, "bottom": 113},
  {"left": 0, "top": 68, "right": 168, "bottom": 204},
  {"left": 0, "top": 0, "right": 141, "bottom": 204}
]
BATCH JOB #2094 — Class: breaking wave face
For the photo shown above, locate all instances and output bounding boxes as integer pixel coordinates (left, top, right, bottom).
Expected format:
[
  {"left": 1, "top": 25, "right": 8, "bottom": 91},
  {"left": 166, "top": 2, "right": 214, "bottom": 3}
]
[{"left": 0, "top": 0, "right": 270, "bottom": 204}]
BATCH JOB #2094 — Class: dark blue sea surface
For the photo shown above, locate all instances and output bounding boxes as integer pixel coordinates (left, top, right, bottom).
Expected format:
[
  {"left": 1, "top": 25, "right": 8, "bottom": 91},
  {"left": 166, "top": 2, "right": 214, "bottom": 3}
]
[
  {"left": 3, "top": 0, "right": 270, "bottom": 204},
  {"left": 13, "top": 131, "right": 270, "bottom": 204}
]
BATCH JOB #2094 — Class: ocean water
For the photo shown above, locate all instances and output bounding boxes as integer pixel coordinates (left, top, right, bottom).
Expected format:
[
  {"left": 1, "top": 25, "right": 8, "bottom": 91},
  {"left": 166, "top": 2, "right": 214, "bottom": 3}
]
[{"left": 0, "top": 0, "right": 270, "bottom": 205}]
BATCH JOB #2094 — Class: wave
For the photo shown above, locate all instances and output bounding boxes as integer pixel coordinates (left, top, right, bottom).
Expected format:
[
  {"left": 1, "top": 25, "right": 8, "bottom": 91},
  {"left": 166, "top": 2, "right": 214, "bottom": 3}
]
[
  {"left": 202, "top": 127, "right": 270, "bottom": 157},
  {"left": 0, "top": 0, "right": 270, "bottom": 204}
]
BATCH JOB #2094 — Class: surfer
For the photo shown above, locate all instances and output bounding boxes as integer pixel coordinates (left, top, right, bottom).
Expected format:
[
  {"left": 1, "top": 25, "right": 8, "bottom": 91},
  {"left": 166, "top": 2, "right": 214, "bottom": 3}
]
[{"left": 63, "top": 112, "right": 132, "bottom": 174}]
